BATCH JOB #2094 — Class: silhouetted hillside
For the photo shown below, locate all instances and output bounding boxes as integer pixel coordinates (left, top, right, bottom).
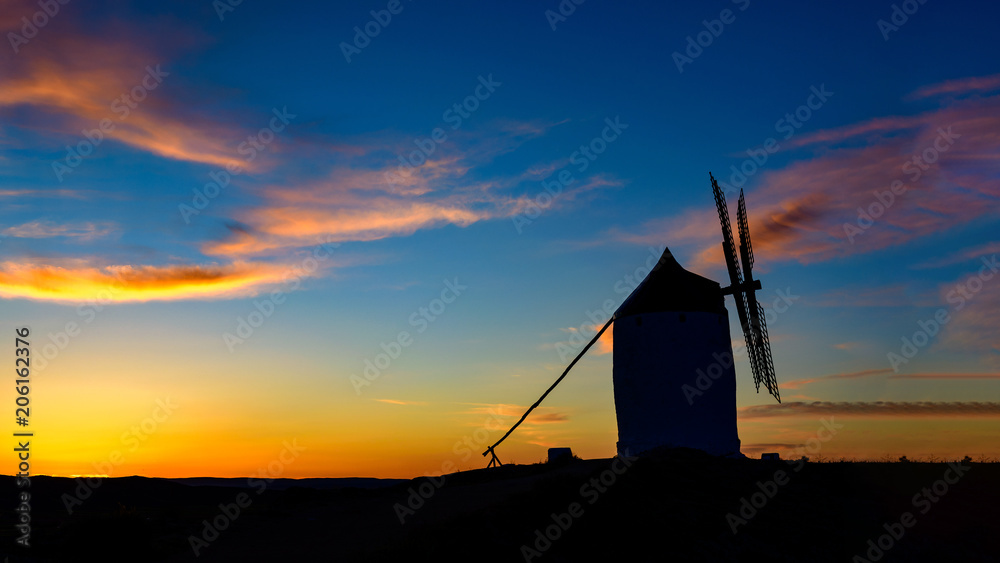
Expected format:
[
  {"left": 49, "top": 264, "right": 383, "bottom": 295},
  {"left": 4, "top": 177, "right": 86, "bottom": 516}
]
[{"left": 1, "top": 450, "right": 997, "bottom": 562}]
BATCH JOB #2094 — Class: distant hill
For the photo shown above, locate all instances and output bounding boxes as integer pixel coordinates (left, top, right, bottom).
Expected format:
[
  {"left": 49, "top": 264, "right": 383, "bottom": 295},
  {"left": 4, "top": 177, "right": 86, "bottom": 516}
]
[{"left": 1, "top": 450, "right": 997, "bottom": 562}]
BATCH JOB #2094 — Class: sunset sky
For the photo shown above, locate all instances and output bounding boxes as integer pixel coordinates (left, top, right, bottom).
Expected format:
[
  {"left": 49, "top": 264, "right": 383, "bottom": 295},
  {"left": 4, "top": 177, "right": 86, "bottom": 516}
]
[{"left": 2, "top": 0, "right": 999, "bottom": 479}]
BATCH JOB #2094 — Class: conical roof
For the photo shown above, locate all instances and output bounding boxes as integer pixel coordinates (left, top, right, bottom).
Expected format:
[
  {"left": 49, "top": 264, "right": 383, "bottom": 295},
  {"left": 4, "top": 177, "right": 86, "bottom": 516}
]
[{"left": 615, "top": 247, "right": 725, "bottom": 317}]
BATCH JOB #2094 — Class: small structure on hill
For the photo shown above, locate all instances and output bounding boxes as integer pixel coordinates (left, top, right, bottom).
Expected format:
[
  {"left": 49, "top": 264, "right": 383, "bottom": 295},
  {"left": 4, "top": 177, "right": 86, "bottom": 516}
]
[{"left": 548, "top": 448, "right": 573, "bottom": 463}]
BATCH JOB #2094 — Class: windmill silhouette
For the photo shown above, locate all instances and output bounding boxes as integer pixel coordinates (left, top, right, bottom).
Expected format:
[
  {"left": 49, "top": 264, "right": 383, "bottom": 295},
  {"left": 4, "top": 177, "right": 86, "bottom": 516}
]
[{"left": 483, "top": 173, "right": 780, "bottom": 466}]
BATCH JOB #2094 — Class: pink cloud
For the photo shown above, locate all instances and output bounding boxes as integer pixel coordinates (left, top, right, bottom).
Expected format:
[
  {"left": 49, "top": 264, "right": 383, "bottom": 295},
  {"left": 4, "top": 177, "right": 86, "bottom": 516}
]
[
  {"left": 889, "top": 373, "right": 1000, "bottom": 380},
  {"left": 908, "top": 73, "right": 1000, "bottom": 100},
  {"left": 614, "top": 74, "right": 1000, "bottom": 268}
]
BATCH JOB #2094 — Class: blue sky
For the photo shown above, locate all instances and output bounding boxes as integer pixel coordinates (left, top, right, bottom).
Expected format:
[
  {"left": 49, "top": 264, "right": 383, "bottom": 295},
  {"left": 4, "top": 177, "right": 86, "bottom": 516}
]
[{"left": 1, "top": 0, "right": 999, "bottom": 477}]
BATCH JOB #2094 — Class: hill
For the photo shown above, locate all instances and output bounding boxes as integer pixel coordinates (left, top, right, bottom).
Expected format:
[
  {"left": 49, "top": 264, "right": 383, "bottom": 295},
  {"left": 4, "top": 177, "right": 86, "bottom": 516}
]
[{"left": 1, "top": 449, "right": 997, "bottom": 562}]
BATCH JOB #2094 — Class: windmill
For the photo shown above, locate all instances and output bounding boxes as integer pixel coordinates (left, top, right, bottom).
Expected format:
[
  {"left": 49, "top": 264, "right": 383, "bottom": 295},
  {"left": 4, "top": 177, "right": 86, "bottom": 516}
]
[{"left": 482, "top": 173, "right": 780, "bottom": 467}]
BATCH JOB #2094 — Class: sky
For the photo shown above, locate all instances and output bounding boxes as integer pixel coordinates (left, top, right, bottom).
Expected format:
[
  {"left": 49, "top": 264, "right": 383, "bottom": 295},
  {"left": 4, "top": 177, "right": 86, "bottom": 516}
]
[{"left": 1, "top": 0, "right": 998, "bottom": 479}]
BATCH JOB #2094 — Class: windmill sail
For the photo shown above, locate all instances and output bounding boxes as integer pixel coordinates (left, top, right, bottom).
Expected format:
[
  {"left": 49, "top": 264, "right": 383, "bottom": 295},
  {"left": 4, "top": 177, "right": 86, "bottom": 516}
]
[
  {"left": 713, "top": 174, "right": 781, "bottom": 403},
  {"left": 712, "top": 177, "right": 762, "bottom": 394}
]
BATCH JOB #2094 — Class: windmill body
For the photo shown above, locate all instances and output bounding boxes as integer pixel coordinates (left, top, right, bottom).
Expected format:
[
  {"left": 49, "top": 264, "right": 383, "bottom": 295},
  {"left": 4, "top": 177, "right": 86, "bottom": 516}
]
[{"left": 612, "top": 248, "right": 742, "bottom": 456}]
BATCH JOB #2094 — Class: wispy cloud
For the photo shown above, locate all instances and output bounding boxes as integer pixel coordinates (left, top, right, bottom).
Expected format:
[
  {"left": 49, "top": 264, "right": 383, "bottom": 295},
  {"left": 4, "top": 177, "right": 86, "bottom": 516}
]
[
  {"left": 461, "top": 403, "right": 569, "bottom": 424},
  {"left": 889, "top": 373, "right": 1000, "bottom": 380},
  {"left": 938, "top": 266, "right": 1000, "bottom": 358},
  {"left": 459, "top": 402, "right": 569, "bottom": 449},
  {"left": 612, "top": 74, "right": 1000, "bottom": 271},
  {"left": 913, "top": 242, "right": 1000, "bottom": 270},
  {"left": 739, "top": 401, "right": 1000, "bottom": 418},
  {"left": 782, "top": 368, "right": 894, "bottom": 390},
  {"left": 908, "top": 72, "right": 1000, "bottom": 100},
  {"left": 0, "top": 189, "right": 89, "bottom": 199},
  {"left": 551, "top": 323, "right": 613, "bottom": 355},
  {"left": 814, "top": 284, "right": 936, "bottom": 308},
  {"left": 202, "top": 121, "right": 620, "bottom": 259},
  {"left": 0, "top": 22, "right": 248, "bottom": 169},
  {"left": 374, "top": 399, "right": 427, "bottom": 406},
  {"left": 2, "top": 220, "right": 115, "bottom": 240},
  {"left": 0, "top": 260, "right": 309, "bottom": 303}
]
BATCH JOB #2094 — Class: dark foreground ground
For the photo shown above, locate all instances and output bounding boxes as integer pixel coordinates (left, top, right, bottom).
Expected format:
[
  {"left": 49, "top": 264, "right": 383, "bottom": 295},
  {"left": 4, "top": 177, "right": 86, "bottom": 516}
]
[{"left": 1, "top": 449, "right": 998, "bottom": 562}]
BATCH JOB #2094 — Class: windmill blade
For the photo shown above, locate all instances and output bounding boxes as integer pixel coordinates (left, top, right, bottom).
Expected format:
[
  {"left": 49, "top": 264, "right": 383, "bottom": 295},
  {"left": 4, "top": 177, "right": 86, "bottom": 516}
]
[
  {"left": 749, "top": 301, "right": 781, "bottom": 402},
  {"left": 742, "top": 283, "right": 764, "bottom": 393},
  {"left": 734, "top": 189, "right": 765, "bottom": 391},
  {"left": 732, "top": 287, "right": 759, "bottom": 391},
  {"left": 711, "top": 174, "right": 743, "bottom": 292},
  {"left": 712, "top": 175, "right": 758, "bottom": 383},
  {"left": 736, "top": 190, "right": 754, "bottom": 277}
]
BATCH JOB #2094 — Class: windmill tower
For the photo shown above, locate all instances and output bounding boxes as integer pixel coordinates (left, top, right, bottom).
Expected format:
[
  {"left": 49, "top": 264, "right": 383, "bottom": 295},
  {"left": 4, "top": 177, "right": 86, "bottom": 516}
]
[
  {"left": 611, "top": 247, "right": 741, "bottom": 456},
  {"left": 482, "top": 174, "right": 780, "bottom": 466}
]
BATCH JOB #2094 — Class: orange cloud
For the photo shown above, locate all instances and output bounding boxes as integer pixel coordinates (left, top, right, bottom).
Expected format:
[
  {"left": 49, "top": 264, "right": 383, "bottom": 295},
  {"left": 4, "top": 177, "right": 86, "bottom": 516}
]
[
  {"left": 456, "top": 403, "right": 571, "bottom": 451},
  {"left": 576, "top": 322, "right": 614, "bottom": 355},
  {"left": 0, "top": 25, "right": 248, "bottom": 170},
  {"left": 202, "top": 124, "right": 620, "bottom": 258},
  {"left": 374, "top": 399, "right": 428, "bottom": 406},
  {"left": 0, "top": 260, "right": 305, "bottom": 303},
  {"left": 204, "top": 194, "right": 503, "bottom": 257}
]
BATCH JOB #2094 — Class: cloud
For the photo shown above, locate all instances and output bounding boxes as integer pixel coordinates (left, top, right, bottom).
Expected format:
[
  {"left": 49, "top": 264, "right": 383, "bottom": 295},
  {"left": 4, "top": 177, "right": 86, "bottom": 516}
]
[
  {"left": 0, "top": 260, "right": 310, "bottom": 303},
  {"left": 888, "top": 373, "right": 1000, "bottom": 380},
  {"left": 203, "top": 190, "right": 506, "bottom": 257},
  {"left": 938, "top": 262, "right": 1000, "bottom": 357},
  {"left": 814, "top": 284, "right": 933, "bottom": 308},
  {"left": 531, "top": 412, "right": 570, "bottom": 424},
  {"left": 458, "top": 402, "right": 569, "bottom": 451},
  {"left": 913, "top": 242, "right": 1000, "bottom": 270},
  {"left": 612, "top": 74, "right": 1000, "bottom": 270},
  {"left": 552, "top": 322, "right": 613, "bottom": 356},
  {"left": 0, "top": 21, "right": 249, "bottom": 170},
  {"left": 203, "top": 122, "right": 621, "bottom": 258},
  {"left": 781, "top": 368, "right": 894, "bottom": 390},
  {"left": 908, "top": 73, "right": 1000, "bottom": 100},
  {"left": 739, "top": 401, "right": 1000, "bottom": 419},
  {"left": 0, "top": 189, "right": 88, "bottom": 199},
  {"left": 374, "top": 399, "right": 427, "bottom": 406},
  {"left": 784, "top": 394, "right": 821, "bottom": 401},
  {"left": 461, "top": 403, "right": 568, "bottom": 423},
  {"left": 2, "top": 220, "right": 115, "bottom": 240},
  {"left": 1, "top": 115, "right": 618, "bottom": 304}
]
